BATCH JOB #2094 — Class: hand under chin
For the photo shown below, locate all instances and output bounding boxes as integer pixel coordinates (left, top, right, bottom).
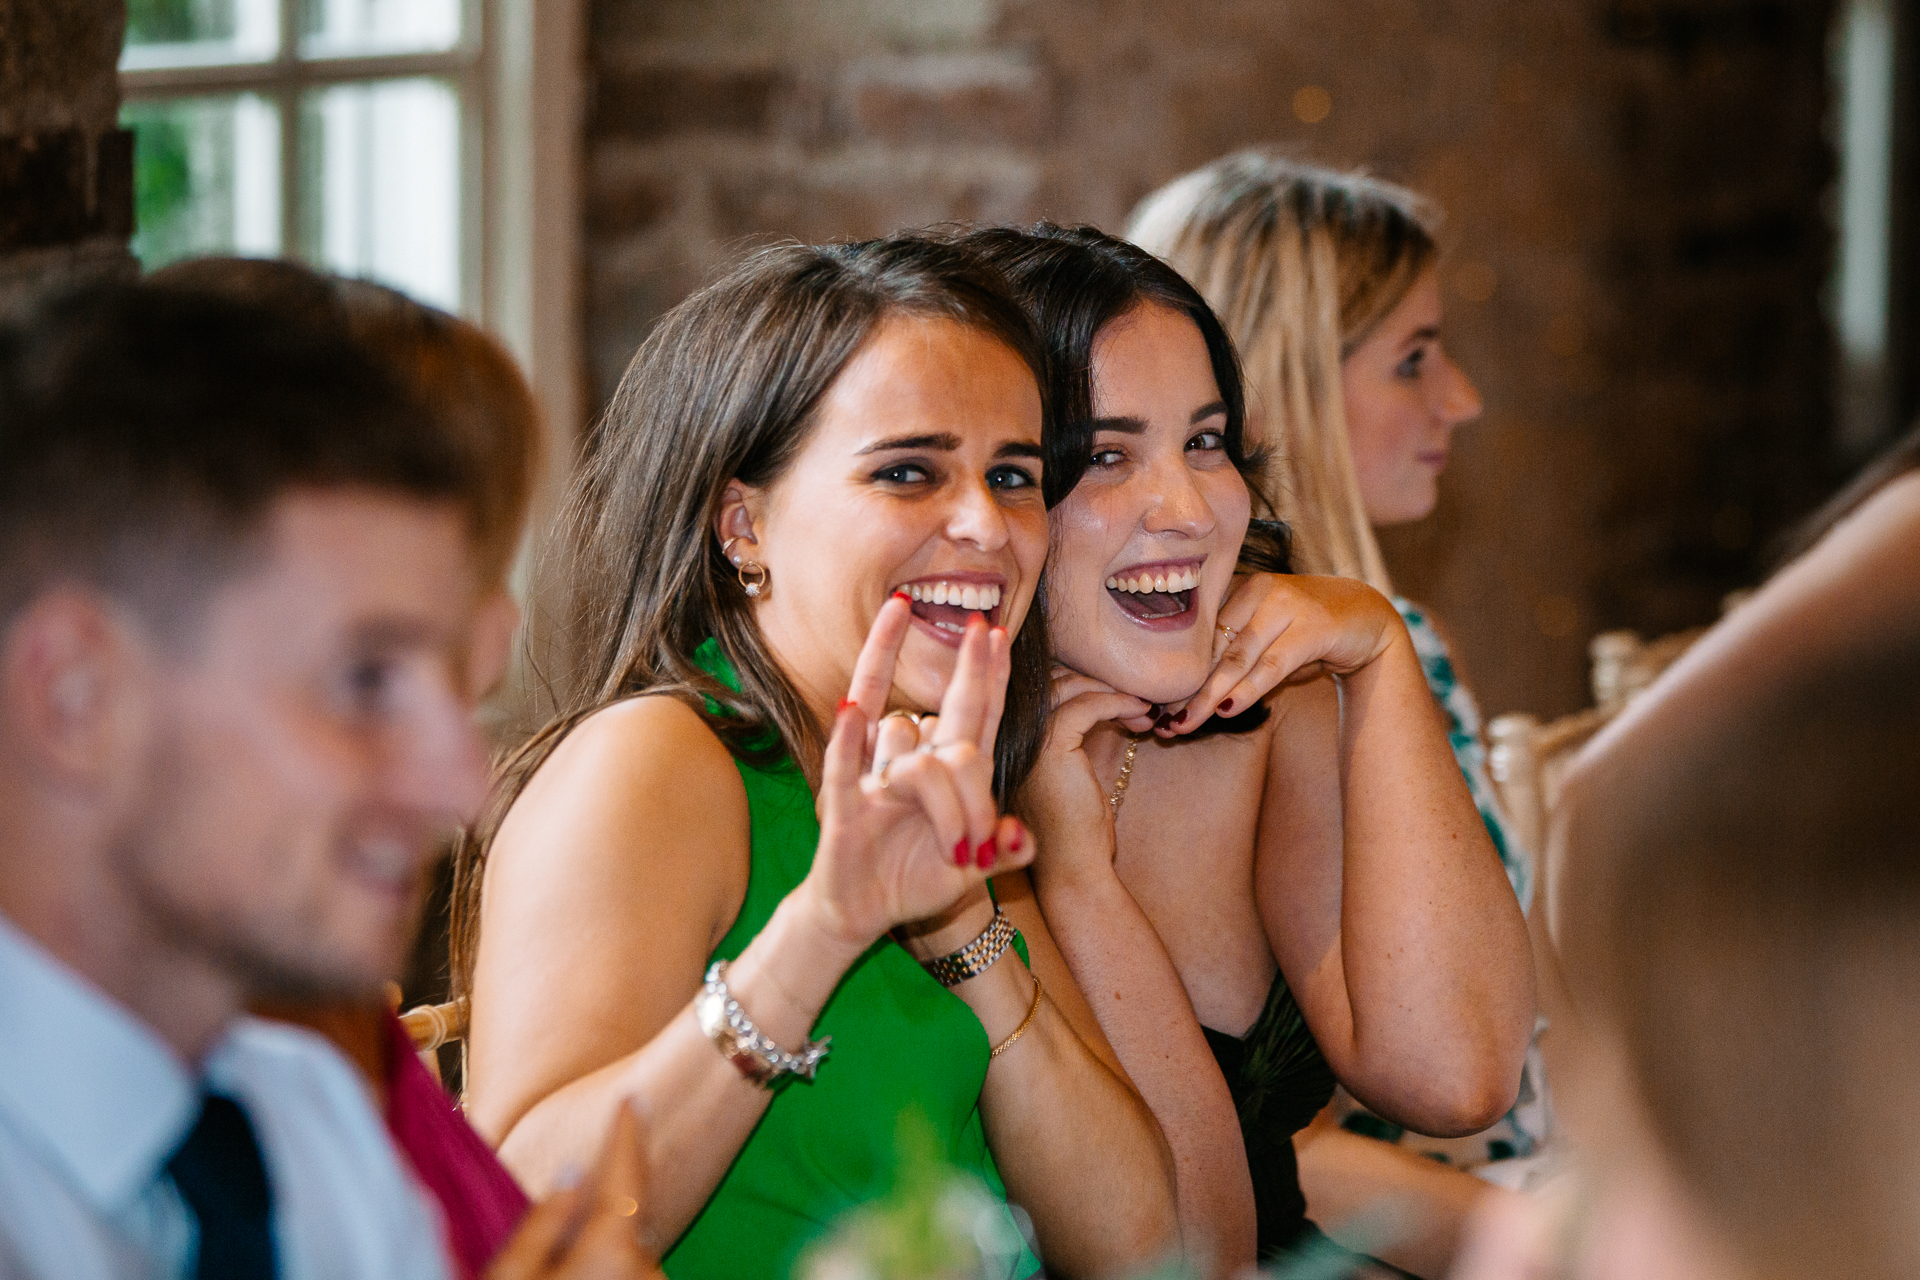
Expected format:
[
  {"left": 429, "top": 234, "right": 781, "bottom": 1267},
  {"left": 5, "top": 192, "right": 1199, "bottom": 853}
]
[{"left": 1064, "top": 649, "right": 1208, "bottom": 717}]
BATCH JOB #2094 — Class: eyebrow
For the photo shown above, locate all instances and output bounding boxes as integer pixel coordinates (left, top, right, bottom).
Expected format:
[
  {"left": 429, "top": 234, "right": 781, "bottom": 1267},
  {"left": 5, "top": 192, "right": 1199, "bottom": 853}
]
[
  {"left": 349, "top": 617, "right": 448, "bottom": 651},
  {"left": 1402, "top": 325, "right": 1441, "bottom": 347},
  {"left": 1091, "top": 400, "right": 1228, "bottom": 434},
  {"left": 857, "top": 433, "right": 1043, "bottom": 460},
  {"left": 857, "top": 432, "right": 961, "bottom": 455}
]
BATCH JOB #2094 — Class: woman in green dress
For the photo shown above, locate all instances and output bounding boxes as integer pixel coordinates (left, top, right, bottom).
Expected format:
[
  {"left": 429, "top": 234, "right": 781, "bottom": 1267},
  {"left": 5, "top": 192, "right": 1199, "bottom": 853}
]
[{"left": 452, "top": 236, "right": 1178, "bottom": 1280}]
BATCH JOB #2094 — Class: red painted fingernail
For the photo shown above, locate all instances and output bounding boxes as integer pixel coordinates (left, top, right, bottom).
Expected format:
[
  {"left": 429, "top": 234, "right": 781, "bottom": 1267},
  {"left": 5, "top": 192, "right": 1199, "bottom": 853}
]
[
  {"left": 976, "top": 837, "right": 997, "bottom": 868},
  {"left": 892, "top": 590, "right": 911, "bottom": 602},
  {"left": 991, "top": 625, "right": 1007, "bottom": 638},
  {"left": 954, "top": 838, "right": 970, "bottom": 867},
  {"left": 1218, "top": 698, "right": 1234, "bottom": 714},
  {"left": 837, "top": 696, "right": 854, "bottom": 712},
  {"left": 1172, "top": 709, "right": 1189, "bottom": 725}
]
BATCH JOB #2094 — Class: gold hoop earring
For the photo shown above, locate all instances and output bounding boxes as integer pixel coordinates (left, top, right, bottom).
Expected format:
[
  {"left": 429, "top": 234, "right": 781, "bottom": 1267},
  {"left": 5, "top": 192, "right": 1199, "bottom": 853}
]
[
  {"left": 720, "top": 535, "right": 769, "bottom": 598},
  {"left": 737, "top": 560, "right": 769, "bottom": 598}
]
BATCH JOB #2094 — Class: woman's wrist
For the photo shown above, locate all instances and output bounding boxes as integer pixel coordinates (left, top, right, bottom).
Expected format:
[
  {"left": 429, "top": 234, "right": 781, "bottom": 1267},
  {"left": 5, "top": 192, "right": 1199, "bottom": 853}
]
[
  {"left": 893, "top": 891, "right": 996, "bottom": 961},
  {"left": 725, "top": 887, "right": 873, "bottom": 1041},
  {"left": 1339, "top": 622, "right": 1419, "bottom": 694},
  {"left": 944, "top": 946, "right": 1036, "bottom": 1044},
  {"left": 1023, "top": 809, "right": 1122, "bottom": 899}
]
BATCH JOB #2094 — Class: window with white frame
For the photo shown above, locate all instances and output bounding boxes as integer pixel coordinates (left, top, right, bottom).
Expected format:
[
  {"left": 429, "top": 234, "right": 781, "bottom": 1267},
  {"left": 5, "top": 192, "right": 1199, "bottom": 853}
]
[
  {"left": 121, "top": 0, "right": 480, "bottom": 315},
  {"left": 121, "top": 0, "right": 585, "bottom": 512}
]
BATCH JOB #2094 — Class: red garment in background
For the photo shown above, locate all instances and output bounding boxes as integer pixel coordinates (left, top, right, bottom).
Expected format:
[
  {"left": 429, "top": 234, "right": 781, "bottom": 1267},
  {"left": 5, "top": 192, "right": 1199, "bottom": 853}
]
[{"left": 383, "top": 1011, "right": 531, "bottom": 1279}]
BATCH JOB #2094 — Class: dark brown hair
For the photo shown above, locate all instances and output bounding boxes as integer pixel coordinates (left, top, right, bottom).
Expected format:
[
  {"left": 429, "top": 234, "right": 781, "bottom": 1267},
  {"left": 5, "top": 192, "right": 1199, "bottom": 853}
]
[
  {"left": 450, "top": 235, "right": 1054, "bottom": 998},
  {"left": 0, "top": 280, "right": 470, "bottom": 637},
  {"left": 149, "top": 257, "right": 542, "bottom": 590},
  {"left": 958, "top": 222, "right": 1286, "bottom": 734}
]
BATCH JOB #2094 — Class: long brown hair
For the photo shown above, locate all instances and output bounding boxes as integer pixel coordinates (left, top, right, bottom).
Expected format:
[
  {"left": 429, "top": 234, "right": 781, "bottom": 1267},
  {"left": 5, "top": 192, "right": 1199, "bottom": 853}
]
[
  {"left": 450, "top": 236, "right": 1054, "bottom": 998},
  {"left": 1128, "top": 152, "right": 1440, "bottom": 591}
]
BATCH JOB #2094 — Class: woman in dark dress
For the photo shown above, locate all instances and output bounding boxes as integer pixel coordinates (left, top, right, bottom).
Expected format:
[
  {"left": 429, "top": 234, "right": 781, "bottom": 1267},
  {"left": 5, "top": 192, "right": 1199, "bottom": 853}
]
[{"left": 963, "top": 225, "right": 1535, "bottom": 1277}]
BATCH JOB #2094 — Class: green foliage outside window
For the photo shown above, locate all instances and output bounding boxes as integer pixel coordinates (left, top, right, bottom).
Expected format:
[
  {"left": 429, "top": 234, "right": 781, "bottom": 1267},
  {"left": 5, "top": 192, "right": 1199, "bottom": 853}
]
[{"left": 125, "top": 0, "right": 239, "bottom": 46}]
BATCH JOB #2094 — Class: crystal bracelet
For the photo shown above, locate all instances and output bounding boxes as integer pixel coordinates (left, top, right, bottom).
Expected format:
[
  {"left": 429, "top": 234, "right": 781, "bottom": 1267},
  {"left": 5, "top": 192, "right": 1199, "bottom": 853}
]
[
  {"left": 694, "top": 960, "right": 831, "bottom": 1088},
  {"left": 920, "top": 904, "right": 1018, "bottom": 988}
]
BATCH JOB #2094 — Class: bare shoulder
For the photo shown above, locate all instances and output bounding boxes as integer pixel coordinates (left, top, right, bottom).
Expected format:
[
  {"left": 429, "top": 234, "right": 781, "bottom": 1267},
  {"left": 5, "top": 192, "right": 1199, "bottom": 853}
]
[
  {"left": 1566, "top": 471, "right": 1920, "bottom": 848},
  {"left": 467, "top": 694, "right": 755, "bottom": 1140},
  {"left": 1813, "top": 467, "right": 1920, "bottom": 581},
  {"left": 488, "top": 693, "right": 752, "bottom": 940}
]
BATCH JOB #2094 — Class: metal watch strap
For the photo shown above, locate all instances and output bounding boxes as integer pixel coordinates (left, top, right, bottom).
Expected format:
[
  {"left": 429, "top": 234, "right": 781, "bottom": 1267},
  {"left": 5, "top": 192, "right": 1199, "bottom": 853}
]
[
  {"left": 695, "top": 960, "right": 830, "bottom": 1087},
  {"left": 920, "top": 904, "right": 1018, "bottom": 987}
]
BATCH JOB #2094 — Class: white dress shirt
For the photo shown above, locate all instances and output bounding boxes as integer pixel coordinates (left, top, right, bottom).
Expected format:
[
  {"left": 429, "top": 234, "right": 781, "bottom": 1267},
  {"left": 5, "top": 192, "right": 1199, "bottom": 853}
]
[{"left": 0, "top": 916, "right": 452, "bottom": 1280}]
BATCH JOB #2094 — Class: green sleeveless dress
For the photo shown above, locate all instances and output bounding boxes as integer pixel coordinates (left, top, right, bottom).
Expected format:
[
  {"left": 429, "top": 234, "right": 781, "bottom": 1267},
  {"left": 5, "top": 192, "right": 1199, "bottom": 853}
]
[{"left": 663, "top": 641, "right": 1038, "bottom": 1280}]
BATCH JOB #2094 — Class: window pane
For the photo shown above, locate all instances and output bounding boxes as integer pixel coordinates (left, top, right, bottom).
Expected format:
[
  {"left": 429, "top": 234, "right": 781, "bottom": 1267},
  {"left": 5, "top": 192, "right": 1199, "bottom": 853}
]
[
  {"left": 298, "top": 78, "right": 462, "bottom": 312},
  {"left": 298, "top": 0, "right": 462, "bottom": 58},
  {"left": 121, "top": 0, "right": 278, "bottom": 68},
  {"left": 123, "top": 94, "right": 282, "bottom": 269}
]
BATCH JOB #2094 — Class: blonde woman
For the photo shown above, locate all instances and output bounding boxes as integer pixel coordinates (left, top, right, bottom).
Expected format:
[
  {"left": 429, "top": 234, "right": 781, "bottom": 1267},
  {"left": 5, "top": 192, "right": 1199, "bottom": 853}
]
[{"left": 1129, "top": 154, "right": 1551, "bottom": 1277}]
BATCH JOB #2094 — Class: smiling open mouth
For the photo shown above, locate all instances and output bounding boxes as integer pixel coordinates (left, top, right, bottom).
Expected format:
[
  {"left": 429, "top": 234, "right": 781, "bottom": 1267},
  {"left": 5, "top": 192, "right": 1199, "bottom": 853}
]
[
  {"left": 1106, "top": 564, "right": 1199, "bottom": 622},
  {"left": 902, "top": 578, "right": 1004, "bottom": 640}
]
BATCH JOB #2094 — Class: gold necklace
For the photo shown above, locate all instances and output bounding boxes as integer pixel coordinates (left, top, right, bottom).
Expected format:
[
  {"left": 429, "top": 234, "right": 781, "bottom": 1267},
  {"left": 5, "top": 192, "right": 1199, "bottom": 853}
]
[{"left": 1107, "top": 735, "right": 1142, "bottom": 814}]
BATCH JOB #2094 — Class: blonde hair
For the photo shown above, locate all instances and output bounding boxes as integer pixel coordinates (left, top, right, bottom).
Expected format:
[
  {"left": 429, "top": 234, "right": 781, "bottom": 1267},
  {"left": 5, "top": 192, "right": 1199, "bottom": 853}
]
[{"left": 1127, "top": 152, "right": 1440, "bottom": 591}]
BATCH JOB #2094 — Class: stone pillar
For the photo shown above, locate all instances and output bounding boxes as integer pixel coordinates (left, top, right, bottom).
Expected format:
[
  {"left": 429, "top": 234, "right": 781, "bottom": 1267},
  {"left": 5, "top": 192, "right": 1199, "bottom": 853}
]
[{"left": 0, "top": 0, "right": 137, "bottom": 317}]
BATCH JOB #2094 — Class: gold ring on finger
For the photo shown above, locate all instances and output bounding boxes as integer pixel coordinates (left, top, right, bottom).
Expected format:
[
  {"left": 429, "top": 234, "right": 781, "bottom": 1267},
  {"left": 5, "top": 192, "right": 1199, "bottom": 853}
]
[
  {"left": 881, "top": 709, "right": 924, "bottom": 726},
  {"left": 1216, "top": 623, "right": 1238, "bottom": 646}
]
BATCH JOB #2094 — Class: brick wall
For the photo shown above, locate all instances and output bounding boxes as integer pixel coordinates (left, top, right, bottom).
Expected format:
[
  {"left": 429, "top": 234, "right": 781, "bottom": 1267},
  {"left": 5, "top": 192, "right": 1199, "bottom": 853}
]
[
  {"left": 582, "top": 0, "right": 1839, "bottom": 718},
  {"left": 0, "top": 0, "right": 136, "bottom": 315}
]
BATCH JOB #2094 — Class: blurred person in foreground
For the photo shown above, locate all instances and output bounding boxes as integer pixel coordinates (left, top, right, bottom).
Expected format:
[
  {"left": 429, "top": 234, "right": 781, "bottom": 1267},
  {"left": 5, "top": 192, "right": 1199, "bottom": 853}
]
[
  {"left": 1128, "top": 153, "right": 1546, "bottom": 1276},
  {"left": 0, "top": 281, "right": 649, "bottom": 1280},
  {"left": 1453, "top": 427, "right": 1920, "bottom": 1280},
  {"left": 146, "top": 257, "right": 545, "bottom": 1276}
]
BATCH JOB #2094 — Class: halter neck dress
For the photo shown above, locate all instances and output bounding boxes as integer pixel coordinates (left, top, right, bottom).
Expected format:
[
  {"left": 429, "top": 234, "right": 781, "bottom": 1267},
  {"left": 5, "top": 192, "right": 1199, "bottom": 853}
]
[
  {"left": 662, "top": 641, "right": 1038, "bottom": 1280},
  {"left": 1201, "top": 967, "right": 1340, "bottom": 1262}
]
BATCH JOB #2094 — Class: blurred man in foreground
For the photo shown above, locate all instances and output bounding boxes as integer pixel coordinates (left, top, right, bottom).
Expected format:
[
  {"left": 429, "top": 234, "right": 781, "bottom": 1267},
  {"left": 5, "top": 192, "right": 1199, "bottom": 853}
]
[
  {"left": 0, "top": 282, "right": 649, "bottom": 1280},
  {"left": 1453, "top": 452, "right": 1920, "bottom": 1280}
]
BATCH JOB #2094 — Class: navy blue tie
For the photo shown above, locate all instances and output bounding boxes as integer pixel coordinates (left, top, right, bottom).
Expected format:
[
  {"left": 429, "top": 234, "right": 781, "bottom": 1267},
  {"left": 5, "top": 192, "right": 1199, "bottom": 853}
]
[{"left": 167, "top": 1094, "right": 278, "bottom": 1280}]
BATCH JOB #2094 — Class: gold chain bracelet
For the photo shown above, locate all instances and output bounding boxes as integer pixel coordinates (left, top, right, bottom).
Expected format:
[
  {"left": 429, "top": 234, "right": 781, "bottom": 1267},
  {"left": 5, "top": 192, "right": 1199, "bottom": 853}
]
[{"left": 989, "top": 973, "right": 1044, "bottom": 1059}]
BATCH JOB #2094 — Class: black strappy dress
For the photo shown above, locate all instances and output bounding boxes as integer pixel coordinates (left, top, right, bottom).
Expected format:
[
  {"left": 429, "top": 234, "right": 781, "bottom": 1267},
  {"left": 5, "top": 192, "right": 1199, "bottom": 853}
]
[
  {"left": 1202, "top": 968, "right": 1338, "bottom": 1260},
  {"left": 1203, "top": 968, "right": 1410, "bottom": 1274}
]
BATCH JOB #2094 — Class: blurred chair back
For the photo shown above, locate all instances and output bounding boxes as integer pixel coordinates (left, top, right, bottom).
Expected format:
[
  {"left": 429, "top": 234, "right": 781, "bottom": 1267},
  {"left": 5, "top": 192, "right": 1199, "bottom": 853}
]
[
  {"left": 400, "top": 996, "right": 469, "bottom": 1088},
  {"left": 1488, "top": 625, "right": 1707, "bottom": 876}
]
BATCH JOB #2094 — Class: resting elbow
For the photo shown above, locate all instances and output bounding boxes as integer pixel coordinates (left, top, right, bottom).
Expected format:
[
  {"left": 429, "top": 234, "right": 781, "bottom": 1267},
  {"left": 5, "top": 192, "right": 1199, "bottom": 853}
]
[{"left": 1420, "top": 1058, "right": 1523, "bottom": 1138}]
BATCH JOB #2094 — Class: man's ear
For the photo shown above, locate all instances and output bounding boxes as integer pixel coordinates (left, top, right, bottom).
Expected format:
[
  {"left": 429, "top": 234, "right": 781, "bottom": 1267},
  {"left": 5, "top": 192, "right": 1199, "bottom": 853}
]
[
  {"left": 466, "top": 588, "right": 521, "bottom": 704},
  {"left": 712, "top": 480, "right": 763, "bottom": 565},
  {"left": 0, "top": 590, "right": 147, "bottom": 787}
]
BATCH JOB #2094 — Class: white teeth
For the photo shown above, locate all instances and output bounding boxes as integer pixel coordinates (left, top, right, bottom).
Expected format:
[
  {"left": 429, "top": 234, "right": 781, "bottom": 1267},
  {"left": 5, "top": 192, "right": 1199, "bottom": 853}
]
[
  {"left": 902, "top": 581, "right": 1003, "bottom": 612},
  {"left": 1107, "top": 567, "right": 1202, "bottom": 594}
]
